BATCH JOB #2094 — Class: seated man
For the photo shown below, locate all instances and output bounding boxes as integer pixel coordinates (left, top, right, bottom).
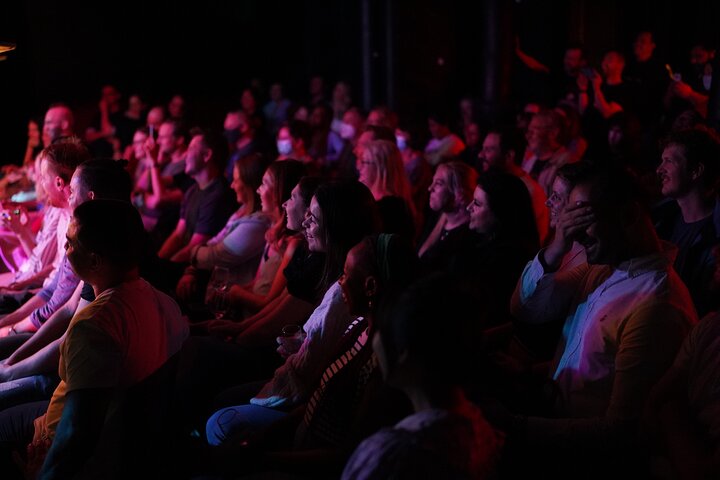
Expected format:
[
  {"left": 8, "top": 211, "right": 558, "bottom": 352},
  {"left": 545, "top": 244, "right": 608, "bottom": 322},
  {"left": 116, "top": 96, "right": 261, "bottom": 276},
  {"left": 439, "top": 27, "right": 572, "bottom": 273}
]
[
  {"left": 644, "top": 295, "right": 720, "bottom": 478},
  {"left": 0, "top": 200, "right": 189, "bottom": 479},
  {"left": 0, "top": 158, "right": 137, "bottom": 412},
  {"left": 157, "top": 127, "right": 236, "bottom": 263},
  {"left": 653, "top": 127, "right": 720, "bottom": 317},
  {"left": 508, "top": 166, "right": 697, "bottom": 475},
  {"left": 0, "top": 140, "right": 90, "bottom": 336}
]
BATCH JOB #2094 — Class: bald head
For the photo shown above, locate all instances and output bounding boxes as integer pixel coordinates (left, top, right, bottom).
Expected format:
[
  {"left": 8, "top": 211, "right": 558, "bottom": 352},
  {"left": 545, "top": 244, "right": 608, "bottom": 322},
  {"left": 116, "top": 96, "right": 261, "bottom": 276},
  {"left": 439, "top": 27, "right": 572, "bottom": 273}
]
[{"left": 43, "top": 105, "right": 74, "bottom": 145}]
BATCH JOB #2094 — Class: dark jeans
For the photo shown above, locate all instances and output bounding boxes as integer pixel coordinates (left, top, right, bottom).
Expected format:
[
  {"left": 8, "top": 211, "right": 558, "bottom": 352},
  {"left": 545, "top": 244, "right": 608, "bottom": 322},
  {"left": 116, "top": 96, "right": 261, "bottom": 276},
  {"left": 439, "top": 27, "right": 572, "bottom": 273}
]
[{"left": 0, "top": 400, "right": 49, "bottom": 480}]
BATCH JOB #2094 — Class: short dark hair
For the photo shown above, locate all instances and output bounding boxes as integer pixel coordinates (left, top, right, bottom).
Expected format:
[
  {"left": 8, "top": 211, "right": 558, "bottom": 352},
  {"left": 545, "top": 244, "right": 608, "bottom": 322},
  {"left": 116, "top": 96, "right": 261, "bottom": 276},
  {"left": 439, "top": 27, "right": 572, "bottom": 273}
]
[
  {"left": 661, "top": 127, "right": 720, "bottom": 192},
  {"left": 76, "top": 158, "right": 133, "bottom": 202},
  {"left": 287, "top": 120, "right": 312, "bottom": 147},
  {"left": 73, "top": 199, "right": 146, "bottom": 270},
  {"left": 555, "top": 161, "right": 598, "bottom": 191},
  {"left": 190, "top": 127, "right": 229, "bottom": 170},
  {"left": 573, "top": 164, "right": 640, "bottom": 219},
  {"left": 297, "top": 175, "right": 324, "bottom": 206},
  {"left": 487, "top": 126, "right": 525, "bottom": 157}
]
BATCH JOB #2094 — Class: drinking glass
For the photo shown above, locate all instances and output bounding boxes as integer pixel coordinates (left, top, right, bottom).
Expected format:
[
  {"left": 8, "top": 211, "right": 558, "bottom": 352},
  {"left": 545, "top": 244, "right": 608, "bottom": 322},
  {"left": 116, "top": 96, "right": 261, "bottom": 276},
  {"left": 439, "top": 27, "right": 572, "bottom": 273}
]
[{"left": 207, "top": 266, "right": 230, "bottom": 319}]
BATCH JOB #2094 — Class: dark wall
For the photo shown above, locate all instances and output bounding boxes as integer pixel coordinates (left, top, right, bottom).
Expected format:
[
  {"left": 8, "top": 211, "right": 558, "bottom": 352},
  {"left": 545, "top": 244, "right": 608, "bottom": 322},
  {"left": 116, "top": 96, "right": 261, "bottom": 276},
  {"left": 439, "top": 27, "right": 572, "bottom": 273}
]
[{"left": 1, "top": 0, "right": 719, "bottom": 165}]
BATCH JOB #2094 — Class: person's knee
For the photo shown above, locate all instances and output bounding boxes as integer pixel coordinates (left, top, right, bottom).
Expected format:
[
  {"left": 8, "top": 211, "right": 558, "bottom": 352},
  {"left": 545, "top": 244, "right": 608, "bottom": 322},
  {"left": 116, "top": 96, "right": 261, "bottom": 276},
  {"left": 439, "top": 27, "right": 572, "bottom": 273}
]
[{"left": 206, "top": 407, "right": 245, "bottom": 446}]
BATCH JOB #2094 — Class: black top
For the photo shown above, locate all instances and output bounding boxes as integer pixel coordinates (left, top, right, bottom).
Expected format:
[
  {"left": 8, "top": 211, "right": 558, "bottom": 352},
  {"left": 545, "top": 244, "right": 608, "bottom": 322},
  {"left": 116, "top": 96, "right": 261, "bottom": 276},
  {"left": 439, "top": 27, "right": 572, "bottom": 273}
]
[
  {"left": 378, "top": 195, "right": 416, "bottom": 242},
  {"left": 419, "top": 223, "right": 473, "bottom": 274},
  {"left": 284, "top": 240, "right": 326, "bottom": 304}
]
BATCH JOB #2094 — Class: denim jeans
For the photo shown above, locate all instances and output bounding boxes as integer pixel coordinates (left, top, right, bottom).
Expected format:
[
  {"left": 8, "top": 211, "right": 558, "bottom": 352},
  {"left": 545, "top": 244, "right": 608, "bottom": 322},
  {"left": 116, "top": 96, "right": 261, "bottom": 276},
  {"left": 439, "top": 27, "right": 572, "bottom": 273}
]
[
  {"left": 205, "top": 404, "right": 287, "bottom": 446},
  {"left": 0, "top": 374, "right": 59, "bottom": 413}
]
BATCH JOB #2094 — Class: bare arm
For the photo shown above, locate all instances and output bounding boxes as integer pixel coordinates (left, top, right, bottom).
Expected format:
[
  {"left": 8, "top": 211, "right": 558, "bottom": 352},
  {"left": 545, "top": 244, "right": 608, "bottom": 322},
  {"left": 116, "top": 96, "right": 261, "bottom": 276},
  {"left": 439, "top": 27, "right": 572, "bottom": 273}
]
[
  {"left": 235, "top": 294, "right": 314, "bottom": 348},
  {"left": 170, "top": 232, "right": 210, "bottom": 263},
  {"left": 228, "top": 239, "right": 300, "bottom": 312},
  {"left": 158, "top": 220, "right": 187, "bottom": 260},
  {"left": 515, "top": 37, "right": 551, "bottom": 74},
  {"left": 6, "top": 282, "right": 83, "bottom": 365},
  {"left": 0, "top": 294, "right": 46, "bottom": 329}
]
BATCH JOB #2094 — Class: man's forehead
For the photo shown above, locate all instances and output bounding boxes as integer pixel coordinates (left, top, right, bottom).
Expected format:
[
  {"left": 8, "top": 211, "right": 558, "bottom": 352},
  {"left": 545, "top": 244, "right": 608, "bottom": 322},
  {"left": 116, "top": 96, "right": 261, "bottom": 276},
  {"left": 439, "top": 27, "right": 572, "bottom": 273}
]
[{"left": 568, "top": 183, "right": 593, "bottom": 204}]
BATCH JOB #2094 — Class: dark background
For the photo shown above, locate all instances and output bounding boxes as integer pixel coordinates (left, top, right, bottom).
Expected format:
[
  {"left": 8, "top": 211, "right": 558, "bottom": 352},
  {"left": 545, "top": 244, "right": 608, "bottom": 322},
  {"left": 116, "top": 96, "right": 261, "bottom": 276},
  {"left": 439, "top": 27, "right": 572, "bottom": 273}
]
[{"left": 1, "top": 0, "right": 719, "bottom": 164}]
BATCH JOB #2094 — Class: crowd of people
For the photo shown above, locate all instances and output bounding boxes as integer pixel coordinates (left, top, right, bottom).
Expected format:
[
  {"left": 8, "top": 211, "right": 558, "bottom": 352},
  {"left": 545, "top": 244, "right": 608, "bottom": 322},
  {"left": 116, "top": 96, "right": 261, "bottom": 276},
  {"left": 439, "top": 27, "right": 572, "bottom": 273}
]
[{"left": 0, "top": 29, "right": 716, "bottom": 479}]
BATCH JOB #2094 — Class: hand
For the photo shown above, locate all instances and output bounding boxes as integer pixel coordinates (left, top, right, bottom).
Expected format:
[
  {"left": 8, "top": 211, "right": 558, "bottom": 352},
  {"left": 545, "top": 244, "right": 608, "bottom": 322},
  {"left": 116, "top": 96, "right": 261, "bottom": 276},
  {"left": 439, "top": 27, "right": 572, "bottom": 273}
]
[
  {"left": 176, "top": 273, "right": 197, "bottom": 301},
  {"left": 550, "top": 201, "right": 595, "bottom": 252},
  {"left": 0, "top": 362, "right": 13, "bottom": 382},
  {"left": 143, "top": 135, "right": 160, "bottom": 166},
  {"left": 1, "top": 206, "right": 28, "bottom": 233},
  {"left": 0, "top": 325, "right": 16, "bottom": 338},
  {"left": 589, "top": 70, "right": 603, "bottom": 89},
  {"left": 275, "top": 332, "right": 305, "bottom": 359},
  {"left": 23, "top": 437, "right": 51, "bottom": 479}
]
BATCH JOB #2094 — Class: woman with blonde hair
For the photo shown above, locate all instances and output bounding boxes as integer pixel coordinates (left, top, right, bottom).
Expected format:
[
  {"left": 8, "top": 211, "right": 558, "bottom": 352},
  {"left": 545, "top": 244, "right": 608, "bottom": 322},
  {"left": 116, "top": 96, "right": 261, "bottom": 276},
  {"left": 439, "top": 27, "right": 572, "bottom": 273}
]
[
  {"left": 418, "top": 161, "right": 477, "bottom": 271},
  {"left": 357, "top": 139, "right": 416, "bottom": 240}
]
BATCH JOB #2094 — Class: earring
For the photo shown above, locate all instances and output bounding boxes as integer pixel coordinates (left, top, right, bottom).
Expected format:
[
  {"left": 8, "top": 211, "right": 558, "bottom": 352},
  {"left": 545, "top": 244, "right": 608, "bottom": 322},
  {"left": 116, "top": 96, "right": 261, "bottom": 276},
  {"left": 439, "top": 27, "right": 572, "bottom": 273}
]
[{"left": 367, "top": 298, "right": 373, "bottom": 311}]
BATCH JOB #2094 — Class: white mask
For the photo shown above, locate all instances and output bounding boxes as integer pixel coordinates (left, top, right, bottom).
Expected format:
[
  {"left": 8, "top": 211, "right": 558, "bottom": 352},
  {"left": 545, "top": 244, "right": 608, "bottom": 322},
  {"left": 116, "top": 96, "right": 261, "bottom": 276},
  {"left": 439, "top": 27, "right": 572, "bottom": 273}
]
[
  {"left": 339, "top": 122, "right": 356, "bottom": 140},
  {"left": 396, "top": 135, "right": 408, "bottom": 151},
  {"left": 277, "top": 139, "right": 293, "bottom": 156}
]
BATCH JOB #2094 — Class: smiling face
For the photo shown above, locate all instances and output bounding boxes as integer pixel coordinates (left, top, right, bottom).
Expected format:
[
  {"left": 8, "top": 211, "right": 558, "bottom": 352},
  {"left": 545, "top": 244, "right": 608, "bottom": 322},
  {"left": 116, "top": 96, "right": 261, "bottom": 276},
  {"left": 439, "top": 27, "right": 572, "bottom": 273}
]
[
  {"left": 657, "top": 143, "right": 693, "bottom": 198},
  {"left": 545, "top": 176, "right": 572, "bottom": 229},
  {"left": 184, "top": 135, "right": 207, "bottom": 176},
  {"left": 132, "top": 130, "right": 148, "bottom": 161},
  {"left": 302, "top": 196, "right": 325, "bottom": 252},
  {"left": 526, "top": 116, "right": 553, "bottom": 153},
  {"left": 478, "top": 132, "right": 504, "bottom": 171},
  {"left": 283, "top": 184, "right": 307, "bottom": 231},
  {"left": 257, "top": 170, "right": 277, "bottom": 215},
  {"left": 339, "top": 244, "right": 370, "bottom": 316},
  {"left": 157, "top": 122, "right": 177, "bottom": 155},
  {"left": 466, "top": 186, "right": 496, "bottom": 234},
  {"left": 230, "top": 164, "right": 246, "bottom": 205}
]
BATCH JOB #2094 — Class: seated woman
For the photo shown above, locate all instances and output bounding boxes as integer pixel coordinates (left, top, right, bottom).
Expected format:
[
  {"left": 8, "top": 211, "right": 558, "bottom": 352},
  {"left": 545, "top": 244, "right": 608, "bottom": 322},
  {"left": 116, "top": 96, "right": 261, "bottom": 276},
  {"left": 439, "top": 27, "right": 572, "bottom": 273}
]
[
  {"left": 342, "top": 273, "right": 504, "bottom": 479},
  {"left": 248, "top": 180, "right": 380, "bottom": 409},
  {"left": 358, "top": 139, "right": 417, "bottom": 242},
  {"left": 417, "top": 161, "right": 477, "bottom": 273},
  {"left": 176, "top": 153, "right": 271, "bottom": 304},
  {"left": 203, "top": 176, "right": 325, "bottom": 345},
  {"left": 174, "top": 180, "right": 379, "bottom": 431},
  {"left": 214, "top": 160, "right": 306, "bottom": 318},
  {"left": 460, "top": 171, "right": 539, "bottom": 324},
  {"left": 203, "top": 233, "right": 418, "bottom": 478}
]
